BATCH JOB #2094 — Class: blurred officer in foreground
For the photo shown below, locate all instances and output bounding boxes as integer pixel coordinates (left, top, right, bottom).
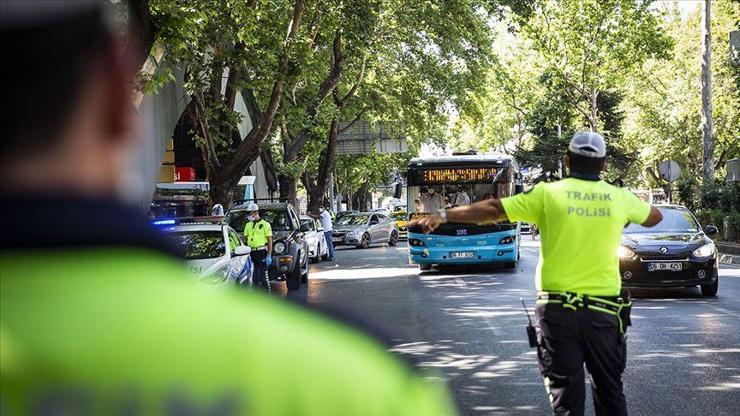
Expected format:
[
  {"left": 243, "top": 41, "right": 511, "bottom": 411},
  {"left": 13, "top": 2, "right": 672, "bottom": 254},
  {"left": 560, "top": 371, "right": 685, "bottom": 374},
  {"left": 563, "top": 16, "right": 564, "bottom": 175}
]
[
  {"left": 411, "top": 132, "right": 662, "bottom": 416},
  {"left": 0, "top": 2, "right": 455, "bottom": 414}
]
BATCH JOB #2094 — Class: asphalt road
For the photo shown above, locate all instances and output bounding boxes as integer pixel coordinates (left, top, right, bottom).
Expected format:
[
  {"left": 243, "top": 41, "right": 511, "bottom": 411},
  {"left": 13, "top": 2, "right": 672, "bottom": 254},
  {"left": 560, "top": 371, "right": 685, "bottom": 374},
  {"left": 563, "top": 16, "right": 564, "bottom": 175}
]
[{"left": 275, "top": 239, "right": 740, "bottom": 416}]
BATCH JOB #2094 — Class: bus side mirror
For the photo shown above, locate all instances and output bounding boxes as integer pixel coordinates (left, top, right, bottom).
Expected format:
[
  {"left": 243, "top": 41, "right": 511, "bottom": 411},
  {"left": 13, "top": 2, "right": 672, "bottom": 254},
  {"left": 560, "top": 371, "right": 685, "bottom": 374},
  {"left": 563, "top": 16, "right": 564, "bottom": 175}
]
[
  {"left": 514, "top": 184, "right": 524, "bottom": 195},
  {"left": 392, "top": 181, "right": 402, "bottom": 199}
]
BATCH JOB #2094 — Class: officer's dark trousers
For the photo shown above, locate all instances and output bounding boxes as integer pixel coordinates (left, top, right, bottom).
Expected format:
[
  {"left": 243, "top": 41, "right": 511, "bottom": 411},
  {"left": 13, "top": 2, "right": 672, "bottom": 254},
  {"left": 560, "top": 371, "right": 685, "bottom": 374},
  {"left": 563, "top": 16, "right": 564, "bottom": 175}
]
[
  {"left": 249, "top": 249, "right": 270, "bottom": 292},
  {"left": 535, "top": 303, "right": 627, "bottom": 416}
]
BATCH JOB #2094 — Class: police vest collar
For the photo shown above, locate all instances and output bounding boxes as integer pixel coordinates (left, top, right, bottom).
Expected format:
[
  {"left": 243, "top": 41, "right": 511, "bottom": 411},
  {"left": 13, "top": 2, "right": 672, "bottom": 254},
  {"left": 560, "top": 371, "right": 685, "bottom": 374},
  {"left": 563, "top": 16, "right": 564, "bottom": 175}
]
[
  {"left": 568, "top": 172, "right": 601, "bottom": 181},
  {"left": 0, "top": 195, "right": 182, "bottom": 257}
]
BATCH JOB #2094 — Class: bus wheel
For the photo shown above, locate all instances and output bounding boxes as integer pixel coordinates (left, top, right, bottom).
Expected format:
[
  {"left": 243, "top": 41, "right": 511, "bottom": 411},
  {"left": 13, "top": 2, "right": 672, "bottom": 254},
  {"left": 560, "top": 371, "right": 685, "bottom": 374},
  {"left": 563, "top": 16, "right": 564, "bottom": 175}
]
[
  {"left": 504, "top": 261, "right": 517, "bottom": 269},
  {"left": 419, "top": 264, "right": 432, "bottom": 271}
]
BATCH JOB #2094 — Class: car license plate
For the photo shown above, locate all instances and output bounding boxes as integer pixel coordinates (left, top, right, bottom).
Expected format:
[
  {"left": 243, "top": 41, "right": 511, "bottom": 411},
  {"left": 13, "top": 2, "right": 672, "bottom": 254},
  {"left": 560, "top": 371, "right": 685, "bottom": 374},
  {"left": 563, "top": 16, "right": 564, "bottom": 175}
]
[
  {"left": 333, "top": 237, "right": 342, "bottom": 242},
  {"left": 648, "top": 262, "right": 682, "bottom": 272},
  {"left": 450, "top": 252, "right": 474, "bottom": 259}
]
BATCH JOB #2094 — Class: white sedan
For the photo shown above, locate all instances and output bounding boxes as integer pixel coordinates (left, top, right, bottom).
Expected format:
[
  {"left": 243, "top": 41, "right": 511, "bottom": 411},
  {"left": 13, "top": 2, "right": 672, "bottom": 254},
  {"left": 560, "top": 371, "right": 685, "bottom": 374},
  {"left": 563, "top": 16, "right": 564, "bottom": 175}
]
[
  {"left": 155, "top": 219, "right": 253, "bottom": 286},
  {"left": 300, "top": 216, "right": 328, "bottom": 263}
]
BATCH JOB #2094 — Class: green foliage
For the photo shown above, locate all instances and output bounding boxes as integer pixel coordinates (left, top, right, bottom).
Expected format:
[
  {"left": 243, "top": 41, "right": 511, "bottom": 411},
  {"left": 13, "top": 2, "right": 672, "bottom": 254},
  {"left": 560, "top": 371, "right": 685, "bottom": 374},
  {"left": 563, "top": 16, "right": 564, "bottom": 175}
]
[
  {"left": 621, "top": 1, "right": 740, "bottom": 186},
  {"left": 333, "top": 151, "right": 410, "bottom": 207}
]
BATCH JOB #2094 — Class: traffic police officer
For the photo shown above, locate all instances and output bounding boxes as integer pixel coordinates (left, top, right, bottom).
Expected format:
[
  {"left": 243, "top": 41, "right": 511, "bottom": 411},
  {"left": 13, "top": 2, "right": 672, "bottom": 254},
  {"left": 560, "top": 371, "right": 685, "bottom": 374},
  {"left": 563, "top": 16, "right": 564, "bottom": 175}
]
[
  {"left": 243, "top": 203, "right": 273, "bottom": 291},
  {"left": 0, "top": 3, "right": 456, "bottom": 414},
  {"left": 412, "top": 132, "right": 663, "bottom": 416}
]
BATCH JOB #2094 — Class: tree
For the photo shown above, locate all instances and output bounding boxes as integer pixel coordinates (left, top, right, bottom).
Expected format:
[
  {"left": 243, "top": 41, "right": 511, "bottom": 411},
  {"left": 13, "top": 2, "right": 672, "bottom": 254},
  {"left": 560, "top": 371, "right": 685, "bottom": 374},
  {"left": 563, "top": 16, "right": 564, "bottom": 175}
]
[
  {"left": 620, "top": 1, "right": 739, "bottom": 188},
  {"left": 701, "top": 0, "right": 714, "bottom": 183},
  {"left": 276, "top": 0, "right": 377, "bottom": 207},
  {"left": 148, "top": 0, "right": 308, "bottom": 208},
  {"left": 299, "top": 0, "right": 530, "bottom": 212},
  {"left": 521, "top": 0, "right": 672, "bottom": 131}
]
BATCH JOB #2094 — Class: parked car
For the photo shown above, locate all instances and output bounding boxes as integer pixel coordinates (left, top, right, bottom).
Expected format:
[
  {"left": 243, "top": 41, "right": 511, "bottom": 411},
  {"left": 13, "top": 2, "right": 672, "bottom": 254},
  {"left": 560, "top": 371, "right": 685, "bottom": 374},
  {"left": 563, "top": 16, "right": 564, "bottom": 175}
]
[
  {"left": 154, "top": 218, "right": 252, "bottom": 286},
  {"left": 618, "top": 205, "right": 719, "bottom": 296},
  {"left": 226, "top": 202, "right": 309, "bottom": 290},
  {"left": 389, "top": 211, "right": 408, "bottom": 239},
  {"left": 335, "top": 210, "right": 358, "bottom": 222},
  {"left": 332, "top": 212, "right": 399, "bottom": 248},
  {"left": 519, "top": 222, "right": 531, "bottom": 234},
  {"left": 300, "top": 216, "right": 329, "bottom": 263}
]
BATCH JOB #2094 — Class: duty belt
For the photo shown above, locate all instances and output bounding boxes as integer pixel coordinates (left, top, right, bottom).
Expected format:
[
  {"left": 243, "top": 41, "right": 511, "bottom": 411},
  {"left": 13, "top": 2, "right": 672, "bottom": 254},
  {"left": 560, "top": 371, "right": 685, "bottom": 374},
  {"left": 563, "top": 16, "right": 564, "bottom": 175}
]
[
  {"left": 537, "top": 291, "right": 633, "bottom": 334},
  {"left": 249, "top": 246, "right": 267, "bottom": 251}
]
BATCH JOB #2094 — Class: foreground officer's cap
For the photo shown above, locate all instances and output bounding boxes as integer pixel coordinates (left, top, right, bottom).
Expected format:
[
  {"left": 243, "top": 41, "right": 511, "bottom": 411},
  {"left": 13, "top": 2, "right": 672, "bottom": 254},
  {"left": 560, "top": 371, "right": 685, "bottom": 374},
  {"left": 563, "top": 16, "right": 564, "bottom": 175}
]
[
  {"left": 569, "top": 132, "right": 607, "bottom": 158},
  {"left": 246, "top": 203, "right": 260, "bottom": 212},
  {"left": 0, "top": 0, "right": 101, "bottom": 31}
]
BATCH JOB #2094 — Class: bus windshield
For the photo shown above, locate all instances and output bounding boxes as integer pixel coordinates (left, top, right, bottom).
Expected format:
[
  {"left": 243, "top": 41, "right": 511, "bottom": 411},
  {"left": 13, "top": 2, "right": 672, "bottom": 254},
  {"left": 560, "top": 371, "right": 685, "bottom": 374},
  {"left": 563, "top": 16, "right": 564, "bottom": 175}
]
[{"left": 407, "top": 167, "right": 512, "bottom": 215}]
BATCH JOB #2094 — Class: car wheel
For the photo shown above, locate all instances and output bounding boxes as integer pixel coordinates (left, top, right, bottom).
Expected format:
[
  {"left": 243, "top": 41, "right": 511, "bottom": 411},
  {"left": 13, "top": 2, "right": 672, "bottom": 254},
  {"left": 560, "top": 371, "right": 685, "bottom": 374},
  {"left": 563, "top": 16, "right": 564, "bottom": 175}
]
[
  {"left": 419, "top": 263, "right": 432, "bottom": 271},
  {"left": 357, "top": 233, "right": 370, "bottom": 249},
  {"left": 700, "top": 274, "right": 718, "bottom": 296},
  {"left": 286, "top": 256, "right": 301, "bottom": 291},
  {"left": 388, "top": 231, "right": 398, "bottom": 246}
]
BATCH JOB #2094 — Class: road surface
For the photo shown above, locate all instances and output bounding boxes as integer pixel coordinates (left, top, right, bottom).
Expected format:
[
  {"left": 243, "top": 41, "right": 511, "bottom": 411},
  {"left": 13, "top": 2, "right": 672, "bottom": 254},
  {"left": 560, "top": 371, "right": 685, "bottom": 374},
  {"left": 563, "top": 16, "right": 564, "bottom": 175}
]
[{"left": 275, "top": 240, "right": 740, "bottom": 416}]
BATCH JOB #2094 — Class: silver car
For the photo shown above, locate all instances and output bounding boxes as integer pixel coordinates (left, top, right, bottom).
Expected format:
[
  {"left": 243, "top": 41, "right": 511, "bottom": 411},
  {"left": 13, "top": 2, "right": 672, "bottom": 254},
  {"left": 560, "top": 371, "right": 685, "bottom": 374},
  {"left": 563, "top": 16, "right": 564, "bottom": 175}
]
[
  {"left": 300, "top": 216, "right": 329, "bottom": 262},
  {"left": 157, "top": 219, "right": 253, "bottom": 286},
  {"left": 332, "top": 212, "right": 399, "bottom": 249}
]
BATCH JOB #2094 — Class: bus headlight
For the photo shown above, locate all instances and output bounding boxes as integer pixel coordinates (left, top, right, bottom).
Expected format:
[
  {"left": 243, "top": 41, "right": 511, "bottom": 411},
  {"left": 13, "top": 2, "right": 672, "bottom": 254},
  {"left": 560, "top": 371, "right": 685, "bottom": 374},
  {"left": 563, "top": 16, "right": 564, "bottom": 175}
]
[
  {"left": 499, "top": 236, "right": 515, "bottom": 245},
  {"left": 617, "top": 246, "right": 635, "bottom": 258},
  {"left": 692, "top": 243, "right": 715, "bottom": 258},
  {"left": 409, "top": 239, "right": 426, "bottom": 247},
  {"left": 273, "top": 241, "right": 287, "bottom": 254}
]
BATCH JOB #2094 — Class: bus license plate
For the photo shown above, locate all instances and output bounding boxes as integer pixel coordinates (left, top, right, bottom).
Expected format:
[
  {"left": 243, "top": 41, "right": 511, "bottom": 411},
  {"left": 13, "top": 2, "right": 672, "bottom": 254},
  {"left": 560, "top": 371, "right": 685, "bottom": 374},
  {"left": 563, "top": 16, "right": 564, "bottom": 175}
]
[
  {"left": 648, "top": 262, "right": 682, "bottom": 272},
  {"left": 450, "top": 252, "right": 474, "bottom": 259}
]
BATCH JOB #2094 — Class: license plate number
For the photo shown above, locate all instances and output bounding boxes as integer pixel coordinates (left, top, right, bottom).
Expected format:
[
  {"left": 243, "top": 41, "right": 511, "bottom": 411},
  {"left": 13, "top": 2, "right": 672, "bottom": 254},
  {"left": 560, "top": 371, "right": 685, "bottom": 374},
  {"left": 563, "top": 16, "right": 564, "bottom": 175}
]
[
  {"left": 333, "top": 237, "right": 342, "bottom": 242},
  {"left": 450, "top": 252, "right": 474, "bottom": 259},
  {"left": 648, "top": 262, "right": 682, "bottom": 272}
]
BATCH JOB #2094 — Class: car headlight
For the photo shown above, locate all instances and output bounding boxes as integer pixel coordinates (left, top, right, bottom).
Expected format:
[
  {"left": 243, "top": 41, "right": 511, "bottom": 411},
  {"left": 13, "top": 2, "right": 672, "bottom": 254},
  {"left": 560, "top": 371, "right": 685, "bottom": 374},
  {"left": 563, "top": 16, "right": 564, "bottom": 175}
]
[
  {"left": 617, "top": 246, "right": 635, "bottom": 258},
  {"left": 692, "top": 243, "right": 716, "bottom": 258},
  {"left": 273, "top": 241, "right": 286, "bottom": 254},
  {"left": 347, "top": 231, "right": 358, "bottom": 238}
]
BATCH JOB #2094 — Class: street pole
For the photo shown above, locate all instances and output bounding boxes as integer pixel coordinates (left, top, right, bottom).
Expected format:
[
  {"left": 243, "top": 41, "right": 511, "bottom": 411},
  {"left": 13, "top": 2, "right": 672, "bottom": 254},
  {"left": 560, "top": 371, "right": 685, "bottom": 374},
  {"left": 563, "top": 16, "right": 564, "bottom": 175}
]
[
  {"left": 701, "top": 0, "right": 714, "bottom": 184},
  {"left": 558, "top": 123, "right": 564, "bottom": 178},
  {"left": 329, "top": 173, "right": 336, "bottom": 212}
]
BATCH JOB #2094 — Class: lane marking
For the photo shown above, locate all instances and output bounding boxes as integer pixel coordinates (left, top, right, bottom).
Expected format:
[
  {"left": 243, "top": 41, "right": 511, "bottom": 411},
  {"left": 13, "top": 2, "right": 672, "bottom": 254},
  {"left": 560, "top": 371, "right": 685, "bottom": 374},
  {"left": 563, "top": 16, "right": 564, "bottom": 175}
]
[{"left": 452, "top": 277, "right": 504, "bottom": 337}]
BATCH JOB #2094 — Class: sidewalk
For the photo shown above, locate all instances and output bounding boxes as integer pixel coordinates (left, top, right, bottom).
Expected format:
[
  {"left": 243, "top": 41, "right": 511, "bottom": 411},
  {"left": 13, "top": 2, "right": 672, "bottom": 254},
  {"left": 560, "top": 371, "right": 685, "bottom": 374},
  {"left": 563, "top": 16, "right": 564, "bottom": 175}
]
[{"left": 717, "top": 241, "right": 740, "bottom": 265}]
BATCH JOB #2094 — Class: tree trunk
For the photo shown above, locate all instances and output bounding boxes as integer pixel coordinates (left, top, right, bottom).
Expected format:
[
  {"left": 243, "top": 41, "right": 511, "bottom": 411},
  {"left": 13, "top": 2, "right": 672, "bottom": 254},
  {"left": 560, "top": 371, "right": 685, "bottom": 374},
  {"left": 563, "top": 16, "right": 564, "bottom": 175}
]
[
  {"left": 278, "top": 174, "right": 298, "bottom": 208},
  {"left": 589, "top": 89, "right": 599, "bottom": 132},
  {"left": 209, "top": 176, "right": 235, "bottom": 210},
  {"left": 307, "top": 116, "right": 340, "bottom": 213},
  {"left": 701, "top": 0, "right": 714, "bottom": 183}
]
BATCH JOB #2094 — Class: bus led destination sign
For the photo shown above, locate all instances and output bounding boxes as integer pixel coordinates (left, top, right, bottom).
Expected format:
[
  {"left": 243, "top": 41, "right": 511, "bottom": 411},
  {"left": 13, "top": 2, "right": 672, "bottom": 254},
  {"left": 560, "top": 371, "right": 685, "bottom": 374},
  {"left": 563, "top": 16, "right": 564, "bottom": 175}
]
[{"left": 422, "top": 167, "right": 498, "bottom": 184}]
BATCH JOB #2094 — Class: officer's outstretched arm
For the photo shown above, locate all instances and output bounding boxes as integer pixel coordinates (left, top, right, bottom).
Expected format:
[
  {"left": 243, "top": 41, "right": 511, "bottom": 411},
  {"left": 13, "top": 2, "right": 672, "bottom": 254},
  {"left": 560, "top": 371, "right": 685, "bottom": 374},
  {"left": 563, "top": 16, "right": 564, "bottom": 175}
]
[
  {"left": 409, "top": 199, "right": 507, "bottom": 233},
  {"left": 446, "top": 199, "right": 507, "bottom": 224},
  {"left": 641, "top": 206, "right": 663, "bottom": 227}
]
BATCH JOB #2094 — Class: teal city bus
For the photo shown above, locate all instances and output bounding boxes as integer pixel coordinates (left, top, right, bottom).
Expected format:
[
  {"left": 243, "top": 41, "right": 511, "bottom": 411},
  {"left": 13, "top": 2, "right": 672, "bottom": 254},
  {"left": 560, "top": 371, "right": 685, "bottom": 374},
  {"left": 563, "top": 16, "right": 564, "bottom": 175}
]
[{"left": 406, "top": 153, "right": 522, "bottom": 270}]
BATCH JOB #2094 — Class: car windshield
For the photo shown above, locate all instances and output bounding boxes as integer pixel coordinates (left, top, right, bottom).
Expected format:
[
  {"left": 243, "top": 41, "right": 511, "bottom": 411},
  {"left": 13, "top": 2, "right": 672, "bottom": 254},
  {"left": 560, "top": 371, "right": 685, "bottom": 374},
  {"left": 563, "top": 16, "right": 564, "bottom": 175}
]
[
  {"left": 261, "top": 209, "right": 293, "bottom": 231},
  {"left": 170, "top": 231, "right": 225, "bottom": 260},
  {"left": 300, "top": 219, "right": 314, "bottom": 231},
  {"left": 390, "top": 212, "right": 407, "bottom": 221},
  {"left": 228, "top": 208, "right": 293, "bottom": 232},
  {"left": 625, "top": 207, "right": 699, "bottom": 233},
  {"left": 336, "top": 215, "right": 368, "bottom": 226}
]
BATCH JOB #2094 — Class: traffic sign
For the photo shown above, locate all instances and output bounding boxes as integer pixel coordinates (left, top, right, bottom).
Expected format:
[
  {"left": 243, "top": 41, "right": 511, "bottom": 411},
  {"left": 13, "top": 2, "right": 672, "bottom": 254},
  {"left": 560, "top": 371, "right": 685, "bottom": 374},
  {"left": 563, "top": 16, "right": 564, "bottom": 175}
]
[{"left": 658, "top": 160, "right": 681, "bottom": 183}]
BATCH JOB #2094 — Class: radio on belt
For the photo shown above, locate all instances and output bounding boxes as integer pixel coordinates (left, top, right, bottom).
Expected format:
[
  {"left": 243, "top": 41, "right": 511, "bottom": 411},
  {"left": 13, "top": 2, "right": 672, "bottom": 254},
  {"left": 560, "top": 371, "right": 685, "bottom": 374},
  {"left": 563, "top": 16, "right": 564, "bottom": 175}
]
[{"left": 521, "top": 298, "right": 537, "bottom": 348}]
